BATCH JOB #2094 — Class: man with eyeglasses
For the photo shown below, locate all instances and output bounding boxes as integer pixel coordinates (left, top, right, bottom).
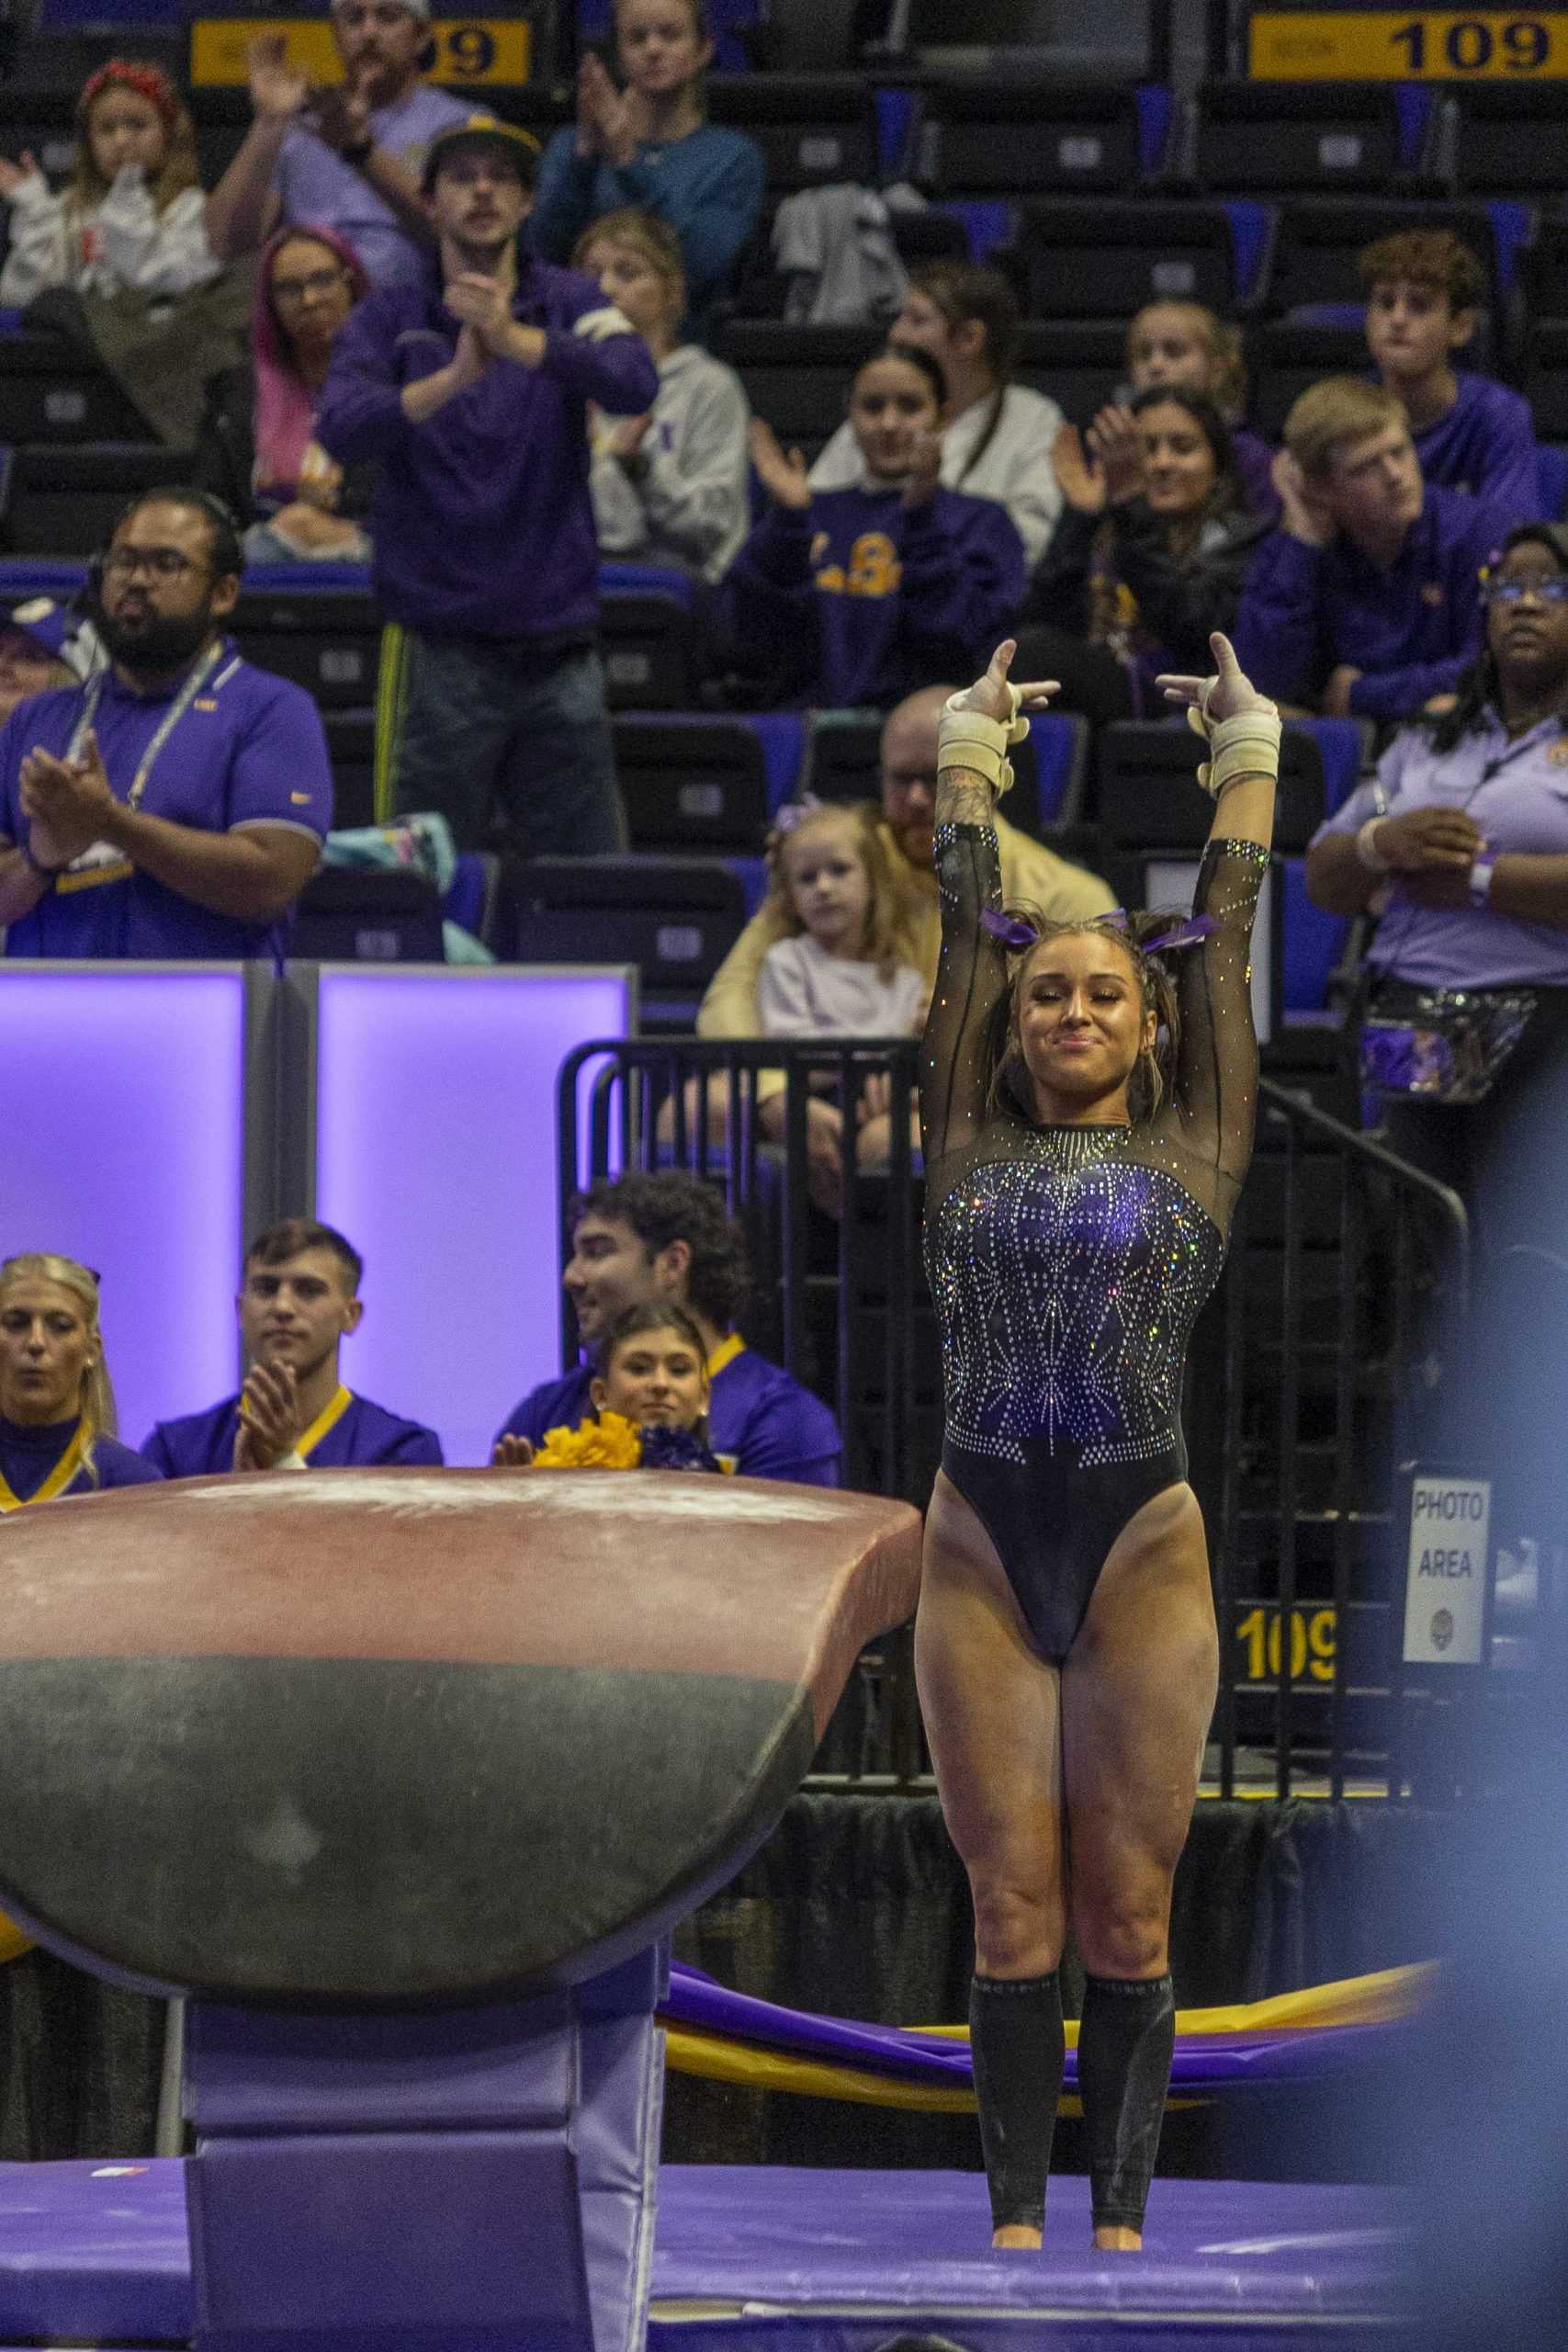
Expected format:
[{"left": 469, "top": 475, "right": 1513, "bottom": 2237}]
[
  {"left": 0, "top": 491, "right": 332, "bottom": 958},
  {"left": 206, "top": 0, "right": 474, "bottom": 289}
]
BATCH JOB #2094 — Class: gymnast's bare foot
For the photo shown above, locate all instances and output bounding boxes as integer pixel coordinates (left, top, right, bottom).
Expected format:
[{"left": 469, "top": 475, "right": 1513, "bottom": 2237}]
[
  {"left": 992, "top": 2224, "right": 1043, "bottom": 2249},
  {"left": 1093, "top": 2225, "right": 1143, "bottom": 2251}
]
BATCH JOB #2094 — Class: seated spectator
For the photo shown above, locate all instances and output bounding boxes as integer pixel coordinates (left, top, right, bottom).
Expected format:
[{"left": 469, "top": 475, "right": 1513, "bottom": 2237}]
[
  {"left": 729, "top": 345, "right": 1027, "bottom": 710},
  {"left": 1014, "top": 390, "right": 1267, "bottom": 724},
  {"left": 144, "top": 1219, "right": 442, "bottom": 1475},
  {"left": 1124, "top": 299, "right": 1277, "bottom": 517},
  {"left": 702, "top": 682, "right": 1114, "bottom": 1023},
  {"left": 0, "top": 490, "right": 331, "bottom": 959},
  {"left": 494, "top": 1302, "right": 724, "bottom": 1473},
  {"left": 496, "top": 1172, "right": 842, "bottom": 1485},
  {"left": 317, "top": 116, "right": 654, "bottom": 862},
  {"left": 575, "top": 207, "right": 749, "bottom": 582},
  {"left": 205, "top": 4, "right": 472, "bottom": 289},
  {"left": 1361, "top": 229, "right": 1539, "bottom": 526},
  {"left": 531, "top": 0, "right": 764, "bottom": 336},
  {"left": 194, "top": 222, "right": 373, "bottom": 566},
  {"left": 1234, "top": 379, "right": 1504, "bottom": 722},
  {"left": 0, "top": 597, "right": 100, "bottom": 727},
  {"left": 0, "top": 1254, "right": 160, "bottom": 1510},
  {"left": 1306, "top": 522, "right": 1568, "bottom": 1227},
  {"left": 810, "top": 263, "right": 1065, "bottom": 566},
  {"left": 0, "top": 59, "right": 241, "bottom": 446}
]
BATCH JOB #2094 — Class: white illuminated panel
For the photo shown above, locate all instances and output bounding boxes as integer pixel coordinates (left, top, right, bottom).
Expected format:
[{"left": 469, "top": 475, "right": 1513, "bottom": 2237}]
[
  {"left": 313, "top": 967, "right": 633, "bottom": 1466},
  {"left": 0, "top": 966, "right": 250, "bottom": 1451}
]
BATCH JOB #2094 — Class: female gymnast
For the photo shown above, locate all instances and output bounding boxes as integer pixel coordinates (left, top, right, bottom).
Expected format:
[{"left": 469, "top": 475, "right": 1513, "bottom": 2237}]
[{"left": 915, "top": 630, "right": 1280, "bottom": 2250}]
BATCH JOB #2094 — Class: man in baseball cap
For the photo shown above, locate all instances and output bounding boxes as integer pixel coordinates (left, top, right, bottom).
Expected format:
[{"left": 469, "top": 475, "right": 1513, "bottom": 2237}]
[
  {"left": 419, "top": 112, "right": 541, "bottom": 196},
  {"left": 206, "top": 0, "right": 475, "bottom": 289}
]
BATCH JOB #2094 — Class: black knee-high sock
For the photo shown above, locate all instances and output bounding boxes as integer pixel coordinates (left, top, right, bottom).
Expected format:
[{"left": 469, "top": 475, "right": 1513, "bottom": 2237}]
[
  {"left": 1077, "top": 1972, "right": 1176, "bottom": 2233},
  {"left": 968, "top": 1971, "right": 1066, "bottom": 2232}
]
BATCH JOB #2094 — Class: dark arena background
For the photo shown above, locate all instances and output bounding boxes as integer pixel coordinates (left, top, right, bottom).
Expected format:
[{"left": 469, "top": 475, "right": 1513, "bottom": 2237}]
[{"left": 0, "top": 0, "right": 1565, "bottom": 2344}]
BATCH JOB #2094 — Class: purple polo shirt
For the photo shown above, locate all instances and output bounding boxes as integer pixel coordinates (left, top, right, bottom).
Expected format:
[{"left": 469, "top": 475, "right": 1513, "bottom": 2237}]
[
  {"left": 275, "top": 84, "right": 472, "bottom": 289},
  {"left": 0, "top": 642, "right": 332, "bottom": 960},
  {"left": 1313, "top": 710, "right": 1568, "bottom": 989},
  {"left": 144, "top": 1389, "right": 443, "bottom": 1477}
]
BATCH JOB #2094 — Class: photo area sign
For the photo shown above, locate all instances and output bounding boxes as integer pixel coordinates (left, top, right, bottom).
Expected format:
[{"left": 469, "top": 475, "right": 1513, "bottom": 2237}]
[
  {"left": 1403, "top": 1468, "right": 1493, "bottom": 1667},
  {"left": 186, "top": 5, "right": 542, "bottom": 88},
  {"left": 1248, "top": 1, "right": 1568, "bottom": 76}
]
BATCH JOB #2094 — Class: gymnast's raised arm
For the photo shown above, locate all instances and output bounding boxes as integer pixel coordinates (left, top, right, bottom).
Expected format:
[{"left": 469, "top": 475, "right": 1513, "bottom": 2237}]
[
  {"left": 919, "top": 640, "right": 1059, "bottom": 1169},
  {"left": 1153, "top": 631, "right": 1281, "bottom": 1210}
]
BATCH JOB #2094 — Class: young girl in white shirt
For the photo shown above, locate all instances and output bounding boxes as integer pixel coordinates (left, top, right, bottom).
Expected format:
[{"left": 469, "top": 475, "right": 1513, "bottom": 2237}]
[
  {"left": 0, "top": 58, "right": 220, "bottom": 305},
  {"left": 758, "top": 797, "right": 927, "bottom": 1041}
]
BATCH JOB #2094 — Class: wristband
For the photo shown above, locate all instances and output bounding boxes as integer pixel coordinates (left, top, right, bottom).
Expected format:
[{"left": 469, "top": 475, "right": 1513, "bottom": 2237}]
[
  {"left": 939, "top": 684, "right": 1030, "bottom": 797},
  {"left": 1468, "top": 850, "right": 1497, "bottom": 910},
  {"left": 1184, "top": 696, "right": 1282, "bottom": 797},
  {"left": 1355, "top": 817, "right": 1393, "bottom": 876}
]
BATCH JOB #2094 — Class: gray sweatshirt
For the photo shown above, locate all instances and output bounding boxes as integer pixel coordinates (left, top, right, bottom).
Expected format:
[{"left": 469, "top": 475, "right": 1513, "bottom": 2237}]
[
  {"left": 589, "top": 342, "right": 750, "bottom": 584},
  {"left": 808, "top": 380, "right": 1064, "bottom": 568}
]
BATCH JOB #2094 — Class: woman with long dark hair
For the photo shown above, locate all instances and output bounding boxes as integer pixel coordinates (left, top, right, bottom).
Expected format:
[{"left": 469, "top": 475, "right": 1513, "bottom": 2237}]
[
  {"left": 918, "top": 630, "right": 1279, "bottom": 2248},
  {"left": 811, "top": 262, "right": 1065, "bottom": 565},
  {"left": 1016, "top": 386, "right": 1268, "bottom": 724}
]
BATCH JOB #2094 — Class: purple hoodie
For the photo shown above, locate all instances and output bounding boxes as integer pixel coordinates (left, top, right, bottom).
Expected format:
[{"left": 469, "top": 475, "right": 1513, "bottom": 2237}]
[{"left": 316, "top": 251, "right": 658, "bottom": 639}]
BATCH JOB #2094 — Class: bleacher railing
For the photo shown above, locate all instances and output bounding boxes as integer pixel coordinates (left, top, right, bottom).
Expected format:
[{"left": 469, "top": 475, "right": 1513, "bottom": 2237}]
[{"left": 557, "top": 1041, "right": 1470, "bottom": 1799}]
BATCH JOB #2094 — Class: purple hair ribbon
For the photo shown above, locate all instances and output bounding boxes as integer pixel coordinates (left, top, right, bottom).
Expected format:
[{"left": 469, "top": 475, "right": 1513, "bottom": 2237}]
[{"left": 982, "top": 908, "right": 1219, "bottom": 956}]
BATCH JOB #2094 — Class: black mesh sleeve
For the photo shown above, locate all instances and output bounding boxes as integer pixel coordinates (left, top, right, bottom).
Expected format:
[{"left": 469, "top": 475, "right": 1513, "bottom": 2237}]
[
  {"left": 1169, "top": 835, "right": 1272, "bottom": 1207},
  {"left": 920, "top": 820, "right": 1010, "bottom": 1170}
]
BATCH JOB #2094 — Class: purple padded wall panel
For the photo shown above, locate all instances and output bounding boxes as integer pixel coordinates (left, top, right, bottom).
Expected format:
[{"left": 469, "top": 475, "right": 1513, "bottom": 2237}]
[
  {"left": 0, "top": 967, "right": 248, "bottom": 1452},
  {"left": 312, "top": 967, "right": 632, "bottom": 1466}
]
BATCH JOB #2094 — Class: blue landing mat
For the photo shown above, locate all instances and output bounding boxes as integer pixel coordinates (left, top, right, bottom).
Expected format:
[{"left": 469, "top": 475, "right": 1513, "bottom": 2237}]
[{"left": 0, "top": 2160, "right": 1414, "bottom": 2349}]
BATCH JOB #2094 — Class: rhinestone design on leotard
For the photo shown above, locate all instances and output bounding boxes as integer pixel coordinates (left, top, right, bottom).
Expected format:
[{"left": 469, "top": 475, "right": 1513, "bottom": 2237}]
[{"left": 921, "top": 822, "right": 1270, "bottom": 1473}]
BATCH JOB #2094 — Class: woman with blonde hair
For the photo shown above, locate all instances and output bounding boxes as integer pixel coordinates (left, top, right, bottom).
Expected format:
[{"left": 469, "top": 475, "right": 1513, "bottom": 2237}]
[
  {"left": 574, "top": 205, "right": 749, "bottom": 582},
  {"left": 0, "top": 1255, "right": 160, "bottom": 1510}
]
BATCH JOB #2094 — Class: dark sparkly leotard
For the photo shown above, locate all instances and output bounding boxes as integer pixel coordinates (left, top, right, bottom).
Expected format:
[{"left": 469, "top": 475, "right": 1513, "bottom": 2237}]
[{"left": 922, "top": 819, "right": 1271, "bottom": 1657}]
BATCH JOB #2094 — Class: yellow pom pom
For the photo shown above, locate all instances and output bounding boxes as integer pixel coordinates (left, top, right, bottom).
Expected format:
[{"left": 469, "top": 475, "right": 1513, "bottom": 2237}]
[{"left": 533, "top": 1411, "right": 645, "bottom": 1470}]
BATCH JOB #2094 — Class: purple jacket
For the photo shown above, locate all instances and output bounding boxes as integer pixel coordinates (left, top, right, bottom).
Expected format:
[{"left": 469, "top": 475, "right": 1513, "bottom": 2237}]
[
  {"left": 1412, "top": 372, "right": 1540, "bottom": 529},
  {"left": 1234, "top": 485, "right": 1507, "bottom": 724},
  {"left": 725, "top": 485, "right": 1027, "bottom": 710},
  {"left": 316, "top": 253, "right": 658, "bottom": 639}
]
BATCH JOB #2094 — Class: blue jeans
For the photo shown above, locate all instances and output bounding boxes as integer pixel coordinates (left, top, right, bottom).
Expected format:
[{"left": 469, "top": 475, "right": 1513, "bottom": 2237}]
[{"left": 378, "top": 628, "right": 626, "bottom": 859}]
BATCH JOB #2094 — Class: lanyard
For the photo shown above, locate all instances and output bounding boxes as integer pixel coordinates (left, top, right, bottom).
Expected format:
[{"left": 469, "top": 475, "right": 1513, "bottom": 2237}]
[{"left": 65, "top": 640, "right": 224, "bottom": 813}]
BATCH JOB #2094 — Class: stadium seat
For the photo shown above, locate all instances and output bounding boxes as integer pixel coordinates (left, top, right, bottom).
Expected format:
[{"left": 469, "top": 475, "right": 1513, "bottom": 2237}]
[
  {"left": 1010, "top": 201, "right": 1237, "bottom": 321},
  {"left": 600, "top": 587, "right": 694, "bottom": 710},
  {"left": 0, "top": 443, "right": 192, "bottom": 555},
  {"left": 289, "top": 868, "right": 446, "bottom": 964},
  {"left": 801, "top": 712, "right": 881, "bottom": 804},
  {"left": 1259, "top": 198, "right": 1505, "bottom": 320},
  {"left": 322, "top": 708, "right": 377, "bottom": 831},
  {"left": 713, "top": 321, "right": 880, "bottom": 458},
  {"left": 1292, "top": 717, "right": 1370, "bottom": 820},
  {"left": 614, "top": 713, "right": 770, "bottom": 854},
  {"left": 1281, "top": 857, "right": 1352, "bottom": 1014},
  {"left": 231, "top": 582, "right": 382, "bottom": 708},
  {"left": 802, "top": 709, "right": 1086, "bottom": 842},
  {"left": 1097, "top": 720, "right": 1325, "bottom": 854},
  {"left": 1012, "top": 320, "right": 1128, "bottom": 425},
  {"left": 705, "top": 73, "right": 877, "bottom": 190},
  {"left": 0, "top": 330, "right": 159, "bottom": 444},
  {"left": 0, "top": 87, "right": 82, "bottom": 189},
  {"left": 912, "top": 81, "right": 1150, "bottom": 198},
  {"left": 1172, "top": 81, "right": 1409, "bottom": 196},
  {"left": 1538, "top": 445, "right": 1568, "bottom": 524},
  {"left": 1248, "top": 319, "right": 1369, "bottom": 440},
  {"left": 444, "top": 852, "right": 502, "bottom": 950},
  {"left": 1519, "top": 223, "right": 1568, "bottom": 322},
  {"left": 1430, "top": 84, "right": 1568, "bottom": 197},
  {"left": 499, "top": 854, "right": 748, "bottom": 1023},
  {"left": 1519, "top": 323, "right": 1568, "bottom": 443}
]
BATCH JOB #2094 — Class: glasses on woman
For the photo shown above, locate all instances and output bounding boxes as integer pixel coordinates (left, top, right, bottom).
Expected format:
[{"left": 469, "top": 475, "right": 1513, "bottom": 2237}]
[
  {"left": 272, "top": 266, "right": 348, "bottom": 305},
  {"left": 1483, "top": 575, "right": 1568, "bottom": 606}
]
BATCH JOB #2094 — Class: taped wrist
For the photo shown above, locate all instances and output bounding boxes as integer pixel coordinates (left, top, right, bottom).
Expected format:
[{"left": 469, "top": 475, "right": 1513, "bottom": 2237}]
[
  {"left": 1185, "top": 697, "right": 1282, "bottom": 798},
  {"left": 1077, "top": 1971, "right": 1176, "bottom": 2234},
  {"left": 969, "top": 1969, "right": 1066, "bottom": 2232},
  {"left": 940, "top": 686, "right": 1031, "bottom": 798}
]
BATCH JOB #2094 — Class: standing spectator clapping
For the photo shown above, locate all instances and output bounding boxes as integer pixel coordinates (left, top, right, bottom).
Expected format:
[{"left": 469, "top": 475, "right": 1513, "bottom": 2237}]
[
  {"left": 531, "top": 0, "right": 764, "bottom": 336},
  {"left": 316, "top": 117, "right": 658, "bottom": 859}
]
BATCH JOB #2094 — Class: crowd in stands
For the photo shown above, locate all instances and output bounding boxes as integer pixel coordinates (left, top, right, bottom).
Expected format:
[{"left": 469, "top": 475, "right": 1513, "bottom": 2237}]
[
  {"left": 1, "top": 1177, "right": 844, "bottom": 1508},
  {"left": 6, "top": 0, "right": 1568, "bottom": 1464}
]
